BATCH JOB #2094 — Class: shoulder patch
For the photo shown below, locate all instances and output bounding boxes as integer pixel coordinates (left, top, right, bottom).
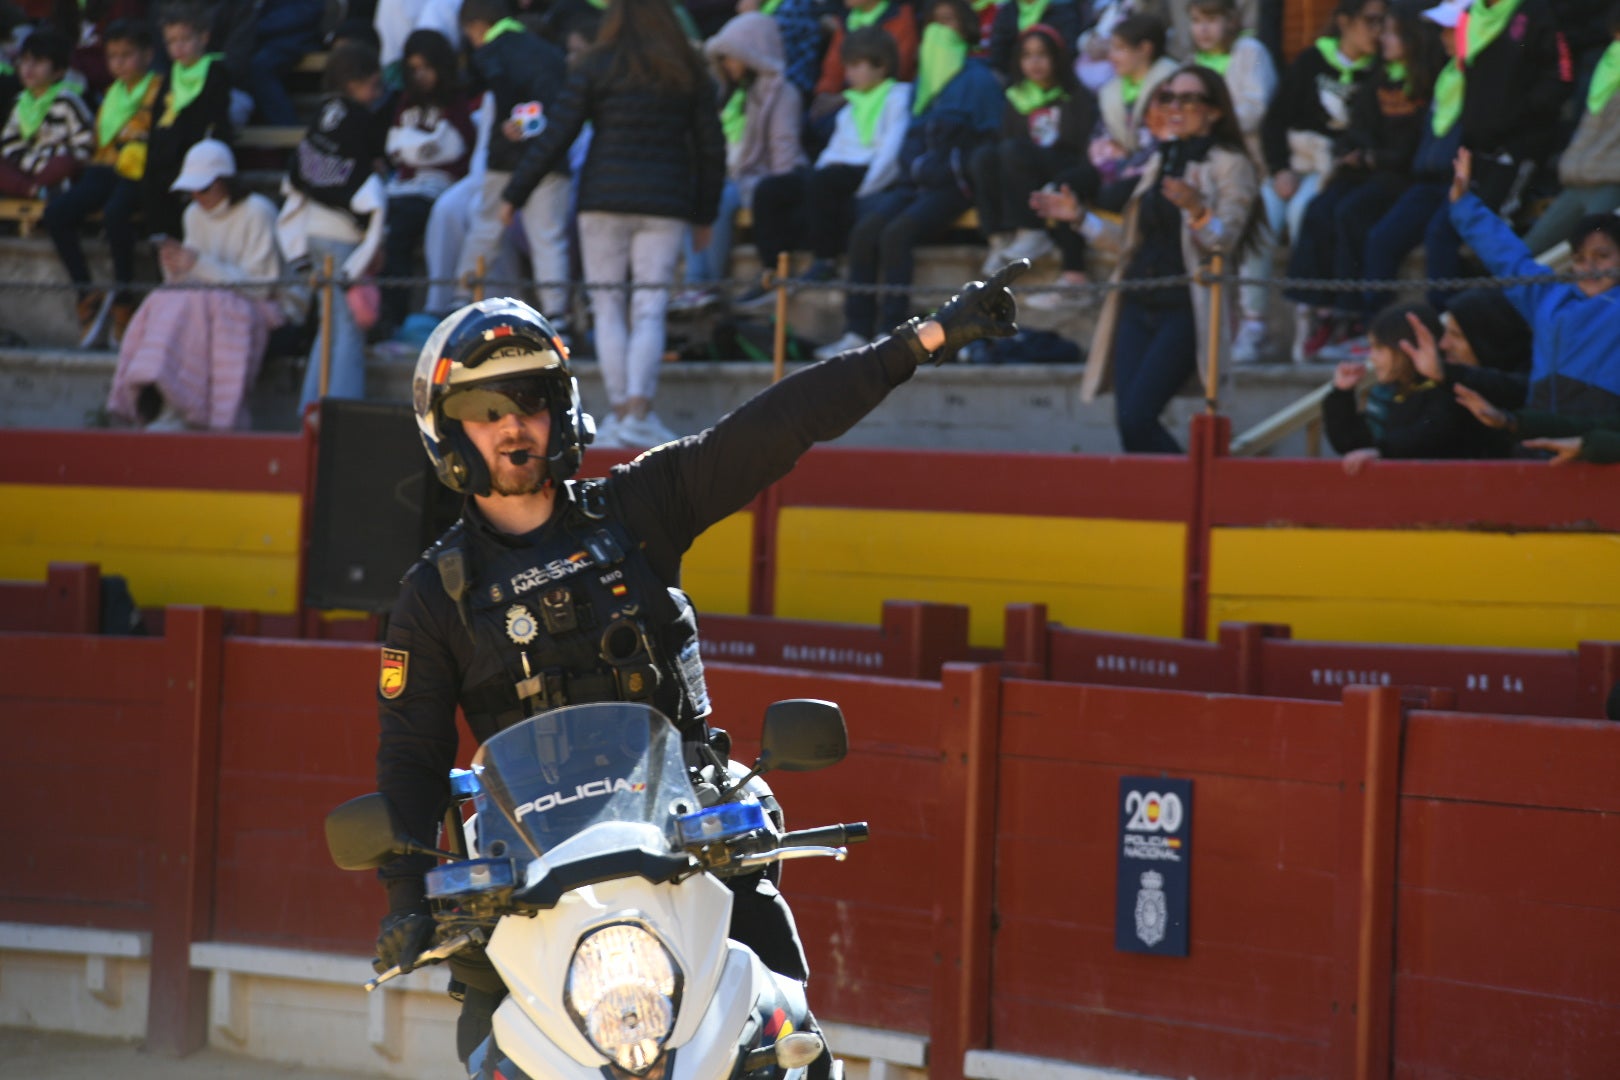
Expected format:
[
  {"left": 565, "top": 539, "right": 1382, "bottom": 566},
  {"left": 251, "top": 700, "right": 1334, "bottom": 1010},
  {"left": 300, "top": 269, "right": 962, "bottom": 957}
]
[{"left": 380, "top": 648, "right": 409, "bottom": 699}]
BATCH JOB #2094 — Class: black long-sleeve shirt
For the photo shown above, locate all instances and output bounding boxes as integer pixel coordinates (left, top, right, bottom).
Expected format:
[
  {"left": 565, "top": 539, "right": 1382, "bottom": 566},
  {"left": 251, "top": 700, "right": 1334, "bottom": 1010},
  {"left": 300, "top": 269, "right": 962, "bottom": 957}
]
[
  {"left": 1324, "top": 381, "right": 1499, "bottom": 459},
  {"left": 376, "top": 334, "right": 924, "bottom": 914}
]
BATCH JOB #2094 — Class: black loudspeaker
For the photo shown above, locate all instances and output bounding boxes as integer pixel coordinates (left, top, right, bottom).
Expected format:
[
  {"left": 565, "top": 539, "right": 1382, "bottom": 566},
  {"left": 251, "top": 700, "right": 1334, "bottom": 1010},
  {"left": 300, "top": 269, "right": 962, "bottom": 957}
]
[{"left": 304, "top": 400, "right": 463, "bottom": 612}]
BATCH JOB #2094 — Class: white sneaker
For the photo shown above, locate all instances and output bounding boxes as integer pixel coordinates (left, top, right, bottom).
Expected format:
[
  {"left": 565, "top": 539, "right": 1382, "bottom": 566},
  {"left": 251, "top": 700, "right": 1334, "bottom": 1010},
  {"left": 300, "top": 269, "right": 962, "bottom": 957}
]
[
  {"left": 144, "top": 403, "right": 190, "bottom": 432},
  {"left": 981, "top": 233, "right": 1012, "bottom": 276},
  {"left": 592, "top": 412, "right": 622, "bottom": 448},
  {"left": 814, "top": 331, "right": 866, "bottom": 361},
  {"left": 999, "top": 228, "right": 1056, "bottom": 266},
  {"left": 616, "top": 411, "right": 679, "bottom": 449},
  {"left": 1231, "top": 318, "right": 1268, "bottom": 365}
]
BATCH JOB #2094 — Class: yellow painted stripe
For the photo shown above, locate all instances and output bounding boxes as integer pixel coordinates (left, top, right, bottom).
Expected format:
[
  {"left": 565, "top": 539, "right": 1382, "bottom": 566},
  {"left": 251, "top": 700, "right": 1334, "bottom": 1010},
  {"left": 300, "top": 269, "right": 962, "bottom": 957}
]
[
  {"left": 1209, "top": 528, "right": 1620, "bottom": 648},
  {"left": 682, "top": 511, "right": 753, "bottom": 616},
  {"left": 0, "top": 484, "right": 301, "bottom": 612},
  {"left": 774, "top": 508, "right": 1185, "bottom": 645}
]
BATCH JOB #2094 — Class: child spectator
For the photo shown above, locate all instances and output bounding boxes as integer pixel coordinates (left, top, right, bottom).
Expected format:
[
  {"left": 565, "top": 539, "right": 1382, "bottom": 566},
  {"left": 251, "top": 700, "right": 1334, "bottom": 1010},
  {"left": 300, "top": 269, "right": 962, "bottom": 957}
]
[
  {"left": 456, "top": 0, "right": 571, "bottom": 321},
  {"left": 219, "top": 0, "right": 325, "bottom": 127},
  {"left": 1186, "top": 0, "right": 1275, "bottom": 164},
  {"left": 0, "top": 29, "right": 92, "bottom": 197},
  {"left": 422, "top": 91, "right": 494, "bottom": 318},
  {"left": 1167, "top": 0, "right": 1258, "bottom": 59},
  {"left": 1035, "top": 64, "right": 1259, "bottom": 452},
  {"left": 376, "top": 0, "right": 462, "bottom": 75},
  {"left": 275, "top": 42, "right": 389, "bottom": 411},
  {"left": 381, "top": 29, "right": 475, "bottom": 335},
  {"left": 680, "top": 11, "right": 805, "bottom": 306},
  {"left": 816, "top": 0, "right": 1002, "bottom": 358},
  {"left": 500, "top": 0, "right": 726, "bottom": 449},
  {"left": 107, "top": 139, "right": 283, "bottom": 431},
  {"left": 746, "top": 0, "right": 826, "bottom": 98},
  {"left": 986, "top": 0, "right": 1084, "bottom": 79},
  {"left": 43, "top": 18, "right": 158, "bottom": 346},
  {"left": 1324, "top": 301, "right": 1495, "bottom": 470},
  {"left": 1247, "top": 0, "right": 1383, "bottom": 364},
  {"left": 814, "top": 0, "right": 920, "bottom": 106},
  {"left": 144, "top": 2, "right": 232, "bottom": 240},
  {"left": 1089, "top": 14, "right": 1178, "bottom": 199},
  {"left": 742, "top": 26, "right": 911, "bottom": 300},
  {"left": 1076, "top": 0, "right": 1171, "bottom": 91},
  {"left": 1522, "top": 2, "right": 1620, "bottom": 254},
  {"left": 1449, "top": 150, "right": 1620, "bottom": 421},
  {"left": 972, "top": 25, "right": 1096, "bottom": 274},
  {"left": 1287, "top": 0, "right": 1439, "bottom": 361}
]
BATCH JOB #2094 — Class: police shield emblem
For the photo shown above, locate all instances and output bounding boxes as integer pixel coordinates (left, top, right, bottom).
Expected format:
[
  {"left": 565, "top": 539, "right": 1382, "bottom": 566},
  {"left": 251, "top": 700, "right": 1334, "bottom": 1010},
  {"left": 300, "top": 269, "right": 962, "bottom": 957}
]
[{"left": 379, "top": 648, "right": 409, "bottom": 699}]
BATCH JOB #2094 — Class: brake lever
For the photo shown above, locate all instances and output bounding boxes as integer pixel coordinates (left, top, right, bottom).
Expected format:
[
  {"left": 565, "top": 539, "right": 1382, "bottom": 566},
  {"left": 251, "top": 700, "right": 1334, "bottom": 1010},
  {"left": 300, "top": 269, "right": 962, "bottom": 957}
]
[
  {"left": 364, "top": 927, "right": 487, "bottom": 992},
  {"left": 733, "top": 845, "right": 847, "bottom": 870}
]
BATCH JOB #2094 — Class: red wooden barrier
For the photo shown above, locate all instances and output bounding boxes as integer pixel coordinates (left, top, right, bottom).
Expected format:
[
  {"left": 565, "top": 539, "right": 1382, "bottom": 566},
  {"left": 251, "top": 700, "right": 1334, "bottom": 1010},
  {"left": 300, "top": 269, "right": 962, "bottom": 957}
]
[
  {"left": 0, "top": 562, "right": 101, "bottom": 633},
  {"left": 697, "top": 600, "right": 979, "bottom": 679}
]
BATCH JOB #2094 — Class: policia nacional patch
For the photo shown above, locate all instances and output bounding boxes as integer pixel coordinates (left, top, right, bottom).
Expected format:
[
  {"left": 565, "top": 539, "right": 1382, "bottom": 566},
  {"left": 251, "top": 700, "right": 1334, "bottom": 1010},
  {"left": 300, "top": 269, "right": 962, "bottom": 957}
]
[{"left": 379, "top": 648, "right": 409, "bottom": 699}]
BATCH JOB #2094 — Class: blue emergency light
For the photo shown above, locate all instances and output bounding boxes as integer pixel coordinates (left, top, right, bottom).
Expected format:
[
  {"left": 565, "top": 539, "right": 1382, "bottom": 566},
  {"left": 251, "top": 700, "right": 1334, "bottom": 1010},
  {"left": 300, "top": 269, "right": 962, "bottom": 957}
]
[
  {"left": 676, "top": 802, "right": 767, "bottom": 846},
  {"left": 426, "top": 858, "right": 517, "bottom": 899}
]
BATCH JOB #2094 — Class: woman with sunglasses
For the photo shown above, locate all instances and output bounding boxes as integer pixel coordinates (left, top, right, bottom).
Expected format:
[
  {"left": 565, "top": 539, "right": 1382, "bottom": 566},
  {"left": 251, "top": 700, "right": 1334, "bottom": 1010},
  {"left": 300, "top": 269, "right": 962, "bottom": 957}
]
[{"left": 1032, "top": 64, "right": 1258, "bottom": 453}]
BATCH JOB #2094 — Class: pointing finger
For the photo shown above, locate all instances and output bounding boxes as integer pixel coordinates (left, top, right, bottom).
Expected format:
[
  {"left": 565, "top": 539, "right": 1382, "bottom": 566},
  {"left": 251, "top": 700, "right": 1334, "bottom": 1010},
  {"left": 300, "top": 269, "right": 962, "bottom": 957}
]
[{"left": 984, "top": 259, "right": 1032, "bottom": 291}]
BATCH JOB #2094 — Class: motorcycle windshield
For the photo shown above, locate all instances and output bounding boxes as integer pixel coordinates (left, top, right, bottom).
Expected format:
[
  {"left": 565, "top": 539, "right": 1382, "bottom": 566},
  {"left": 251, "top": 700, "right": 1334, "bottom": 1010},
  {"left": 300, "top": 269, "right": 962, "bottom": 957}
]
[{"left": 471, "top": 703, "right": 697, "bottom": 858}]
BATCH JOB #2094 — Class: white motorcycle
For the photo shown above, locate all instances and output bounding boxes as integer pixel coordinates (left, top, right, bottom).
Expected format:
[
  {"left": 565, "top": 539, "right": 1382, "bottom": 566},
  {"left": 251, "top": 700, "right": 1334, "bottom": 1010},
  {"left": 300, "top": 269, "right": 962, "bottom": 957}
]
[{"left": 326, "top": 699, "right": 868, "bottom": 1080}]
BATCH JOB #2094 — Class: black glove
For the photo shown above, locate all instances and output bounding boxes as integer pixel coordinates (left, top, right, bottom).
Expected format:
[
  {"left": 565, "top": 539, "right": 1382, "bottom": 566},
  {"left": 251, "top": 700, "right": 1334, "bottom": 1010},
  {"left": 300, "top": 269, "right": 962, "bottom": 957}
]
[
  {"left": 373, "top": 911, "right": 435, "bottom": 975},
  {"left": 921, "top": 259, "right": 1031, "bottom": 364}
]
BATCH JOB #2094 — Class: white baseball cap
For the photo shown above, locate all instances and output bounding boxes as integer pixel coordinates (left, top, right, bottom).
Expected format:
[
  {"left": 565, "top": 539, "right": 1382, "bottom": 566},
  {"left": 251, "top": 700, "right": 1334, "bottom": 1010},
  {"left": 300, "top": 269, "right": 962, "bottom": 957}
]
[
  {"left": 170, "top": 138, "right": 237, "bottom": 193},
  {"left": 1423, "top": 0, "right": 1474, "bottom": 29}
]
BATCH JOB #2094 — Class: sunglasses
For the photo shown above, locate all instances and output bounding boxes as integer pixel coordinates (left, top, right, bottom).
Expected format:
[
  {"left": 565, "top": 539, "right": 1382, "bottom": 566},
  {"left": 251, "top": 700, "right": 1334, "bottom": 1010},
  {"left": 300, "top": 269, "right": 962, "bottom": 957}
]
[
  {"left": 441, "top": 380, "right": 550, "bottom": 423},
  {"left": 1154, "top": 90, "right": 1212, "bottom": 108}
]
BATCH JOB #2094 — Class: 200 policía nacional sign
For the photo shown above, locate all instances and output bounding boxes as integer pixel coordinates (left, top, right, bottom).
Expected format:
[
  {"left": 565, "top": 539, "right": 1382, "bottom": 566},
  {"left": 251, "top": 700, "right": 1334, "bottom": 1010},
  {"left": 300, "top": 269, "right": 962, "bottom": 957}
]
[{"left": 1115, "top": 776, "right": 1192, "bottom": 957}]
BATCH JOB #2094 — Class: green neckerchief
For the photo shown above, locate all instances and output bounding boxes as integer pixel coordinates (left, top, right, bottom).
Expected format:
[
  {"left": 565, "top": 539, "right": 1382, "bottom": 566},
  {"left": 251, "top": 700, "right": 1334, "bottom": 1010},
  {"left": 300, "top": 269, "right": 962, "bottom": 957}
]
[
  {"left": 483, "top": 16, "right": 527, "bottom": 42},
  {"left": 1016, "top": 0, "right": 1052, "bottom": 32},
  {"left": 1194, "top": 50, "right": 1231, "bottom": 76},
  {"left": 14, "top": 80, "right": 64, "bottom": 139},
  {"left": 1588, "top": 40, "right": 1620, "bottom": 114},
  {"left": 913, "top": 21, "right": 967, "bottom": 115},
  {"left": 97, "top": 71, "right": 154, "bottom": 148},
  {"left": 847, "top": 1, "right": 889, "bottom": 32},
  {"left": 586, "top": 0, "right": 608, "bottom": 8},
  {"left": 1314, "top": 36, "right": 1374, "bottom": 84},
  {"left": 761, "top": 0, "right": 785, "bottom": 13},
  {"left": 1384, "top": 60, "right": 1407, "bottom": 87},
  {"left": 164, "top": 54, "right": 219, "bottom": 121},
  {"left": 843, "top": 77, "right": 896, "bottom": 145},
  {"left": 972, "top": 0, "right": 997, "bottom": 9},
  {"left": 1005, "top": 79, "right": 1065, "bottom": 114},
  {"left": 1431, "top": 60, "right": 1463, "bottom": 136},
  {"left": 721, "top": 86, "right": 746, "bottom": 145},
  {"left": 0, "top": 60, "right": 12, "bottom": 77},
  {"left": 1463, "top": 0, "right": 1524, "bottom": 63},
  {"left": 1119, "top": 72, "right": 1142, "bottom": 106}
]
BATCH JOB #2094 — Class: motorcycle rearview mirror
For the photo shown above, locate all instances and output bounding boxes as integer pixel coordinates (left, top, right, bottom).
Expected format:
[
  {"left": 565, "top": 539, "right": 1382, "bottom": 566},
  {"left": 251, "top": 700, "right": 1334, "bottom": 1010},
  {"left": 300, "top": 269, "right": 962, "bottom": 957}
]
[
  {"left": 325, "top": 793, "right": 459, "bottom": 871},
  {"left": 759, "top": 699, "right": 848, "bottom": 773}
]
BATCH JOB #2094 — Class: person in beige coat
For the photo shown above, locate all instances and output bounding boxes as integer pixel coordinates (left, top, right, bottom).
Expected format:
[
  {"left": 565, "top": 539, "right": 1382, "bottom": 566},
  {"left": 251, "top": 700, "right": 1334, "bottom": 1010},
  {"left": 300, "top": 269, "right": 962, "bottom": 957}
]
[{"left": 1035, "top": 64, "right": 1258, "bottom": 452}]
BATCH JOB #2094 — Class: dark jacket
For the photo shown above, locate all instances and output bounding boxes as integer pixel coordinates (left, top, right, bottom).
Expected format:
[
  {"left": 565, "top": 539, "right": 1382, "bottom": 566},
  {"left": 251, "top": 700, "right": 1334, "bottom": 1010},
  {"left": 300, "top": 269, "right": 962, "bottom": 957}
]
[
  {"left": 1324, "top": 380, "right": 1500, "bottom": 458},
  {"left": 1457, "top": 0, "right": 1570, "bottom": 162},
  {"left": 469, "top": 27, "right": 570, "bottom": 174},
  {"left": 143, "top": 60, "right": 233, "bottom": 234},
  {"left": 1261, "top": 41, "right": 1375, "bottom": 175},
  {"left": 987, "top": 0, "right": 1086, "bottom": 78},
  {"left": 998, "top": 86, "right": 1095, "bottom": 157},
  {"left": 903, "top": 58, "right": 1005, "bottom": 190},
  {"left": 1342, "top": 67, "right": 1427, "bottom": 176},
  {"left": 503, "top": 50, "right": 727, "bottom": 224},
  {"left": 376, "top": 330, "right": 928, "bottom": 916}
]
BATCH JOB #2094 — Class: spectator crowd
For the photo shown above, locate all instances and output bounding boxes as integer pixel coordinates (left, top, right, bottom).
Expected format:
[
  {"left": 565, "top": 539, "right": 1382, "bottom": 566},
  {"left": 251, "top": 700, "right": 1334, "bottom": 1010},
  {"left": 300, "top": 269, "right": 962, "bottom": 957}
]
[{"left": 0, "top": 0, "right": 1614, "bottom": 462}]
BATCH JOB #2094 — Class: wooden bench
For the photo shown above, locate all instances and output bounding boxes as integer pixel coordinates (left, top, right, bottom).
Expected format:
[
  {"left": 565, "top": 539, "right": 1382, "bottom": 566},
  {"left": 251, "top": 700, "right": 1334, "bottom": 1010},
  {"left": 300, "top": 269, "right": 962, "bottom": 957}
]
[
  {"left": 0, "top": 196, "right": 46, "bottom": 237},
  {"left": 235, "top": 125, "right": 305, "bottom": 151}
]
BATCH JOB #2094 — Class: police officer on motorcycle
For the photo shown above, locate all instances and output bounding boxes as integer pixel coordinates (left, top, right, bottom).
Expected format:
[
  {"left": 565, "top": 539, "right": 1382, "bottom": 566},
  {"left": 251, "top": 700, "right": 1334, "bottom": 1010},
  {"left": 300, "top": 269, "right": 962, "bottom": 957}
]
[{"left": 372, "top": 261, "right": 1029, "bottom": 1069}]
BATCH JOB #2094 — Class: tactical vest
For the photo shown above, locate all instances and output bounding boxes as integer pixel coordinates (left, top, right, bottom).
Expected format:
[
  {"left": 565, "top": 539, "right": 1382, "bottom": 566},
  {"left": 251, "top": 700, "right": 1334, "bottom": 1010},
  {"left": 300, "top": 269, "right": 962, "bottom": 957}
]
[{"left": 436, "top": 480, "right": 711, "bottom": 739}]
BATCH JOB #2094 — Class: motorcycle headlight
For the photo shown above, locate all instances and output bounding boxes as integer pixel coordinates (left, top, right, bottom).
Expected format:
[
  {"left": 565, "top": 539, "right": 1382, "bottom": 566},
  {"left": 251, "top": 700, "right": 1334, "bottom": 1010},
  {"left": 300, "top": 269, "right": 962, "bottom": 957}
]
[{"left": 566, "top": 921, "right": 682, "bottom": 1074}]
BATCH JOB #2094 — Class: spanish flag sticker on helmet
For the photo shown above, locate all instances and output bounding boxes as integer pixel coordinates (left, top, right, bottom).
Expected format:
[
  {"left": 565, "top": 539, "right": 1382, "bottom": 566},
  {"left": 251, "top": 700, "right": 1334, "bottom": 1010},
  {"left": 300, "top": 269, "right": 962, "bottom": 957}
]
[{"left": 380, "top": 648, "right": 409, "bottom": 700}]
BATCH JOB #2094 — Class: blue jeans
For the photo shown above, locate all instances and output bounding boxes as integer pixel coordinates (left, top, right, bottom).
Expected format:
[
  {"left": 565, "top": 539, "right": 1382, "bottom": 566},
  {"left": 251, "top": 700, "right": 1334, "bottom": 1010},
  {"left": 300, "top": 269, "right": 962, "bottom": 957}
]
[
  {"left": 300, "top": 235, "right": 365, "bottom": 412},
  {"left": 246, "top": 0, "right": 324, "bottom": 126},
  {"left": 43, "top": 165, "right": 140, "bottom": 293},
  {"left": 843, "top": 185, "right": 971, "bottom": 336},
  {"left": 1361, "top": 181, "right": 1452, "bottom": 317},
  {"left": 683, "top": 179, "right": 740, "bottom": 286},
  {"left": 1112, "top": 298, "right": 1197, "bottom": 454}
]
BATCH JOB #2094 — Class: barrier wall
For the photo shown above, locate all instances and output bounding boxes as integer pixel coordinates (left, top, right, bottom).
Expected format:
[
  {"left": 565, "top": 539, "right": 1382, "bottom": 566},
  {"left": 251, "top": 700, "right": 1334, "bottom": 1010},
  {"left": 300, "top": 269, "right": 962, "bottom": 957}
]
[{"left": 4, "top": 612, "right": 1615, "bottom": 1078}]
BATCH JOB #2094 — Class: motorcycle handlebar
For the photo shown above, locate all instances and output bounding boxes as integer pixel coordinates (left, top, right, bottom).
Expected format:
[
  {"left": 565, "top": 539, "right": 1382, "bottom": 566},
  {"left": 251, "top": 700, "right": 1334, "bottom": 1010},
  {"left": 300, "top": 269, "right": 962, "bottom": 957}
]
[
  {"left": 364, "top": 928, "right": 485, "bottom": 992},
  {"left": 779, "top": 822, "right": 869, "bottom": 849}
]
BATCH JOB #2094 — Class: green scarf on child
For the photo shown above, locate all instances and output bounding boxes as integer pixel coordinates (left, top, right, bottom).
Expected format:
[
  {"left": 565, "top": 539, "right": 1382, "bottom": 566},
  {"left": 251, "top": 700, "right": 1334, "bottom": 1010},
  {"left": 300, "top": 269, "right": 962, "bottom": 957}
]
[
  {"left": 483, "top": 16, "right": 528, "bottom": 41},
  {"left": 1431, "top": 60, "right": 1463, "bottom": 136},
  {"left": 1314, "top": 36, "right": 1374, "bottom": 84},
  {"left": 1588, "top": 39, "right": 1620, "bottom": 114},
  {"left": 844, "top": 78, "right": 896, "bottom": 145},
  {"left": 1462, "top": 0, "right": 1524, "bottom": 62},
  {"left": 761, "top": 0, "right": 785, "bottom": 13},
  {"left": 1017, "top": 0, "right": 1053, "bottom": 32},
  {"left": 15, "top": 80, "right": 64, "bottom": 139},
  {"left": 1005, "top": 80, "right": 1065, "bottom": 114},
  {"left": 98, "top": 72, "right": 154, "bottom": 148},
  {"left": 1194, "top": 50, "right": 1231, "bottom": 76},
  {"left": 913, "top": 21, "right": 967, "bottom": 115},
  {"left": 721, "top": 87, "right": 747, "bottom": 145},
  {"left": 1119, "top": 72, "right": 1142, "bottom": 106},
  {"left": 847, "top": 0, "right": 889, "bottom": 32},
  {"left": 162, "top": 54, "right": 219, "bottom": 124}
]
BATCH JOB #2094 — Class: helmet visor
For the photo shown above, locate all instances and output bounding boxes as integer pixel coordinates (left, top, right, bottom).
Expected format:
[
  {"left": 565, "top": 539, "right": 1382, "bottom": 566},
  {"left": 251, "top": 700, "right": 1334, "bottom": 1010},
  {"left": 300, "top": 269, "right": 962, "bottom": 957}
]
[{"left": 441, "top": 379, "right": 551, "bottom": 423}]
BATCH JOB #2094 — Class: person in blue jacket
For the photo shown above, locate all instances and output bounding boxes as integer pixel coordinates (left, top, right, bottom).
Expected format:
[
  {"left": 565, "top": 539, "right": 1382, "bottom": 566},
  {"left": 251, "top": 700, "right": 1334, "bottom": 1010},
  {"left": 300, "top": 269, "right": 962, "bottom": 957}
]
[
  {"left": 1447, "top": 147, "right": 1620, "bottom": 422},
  {"left": 817, "top": 0, "right": 1004, "bottom": 358}
]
